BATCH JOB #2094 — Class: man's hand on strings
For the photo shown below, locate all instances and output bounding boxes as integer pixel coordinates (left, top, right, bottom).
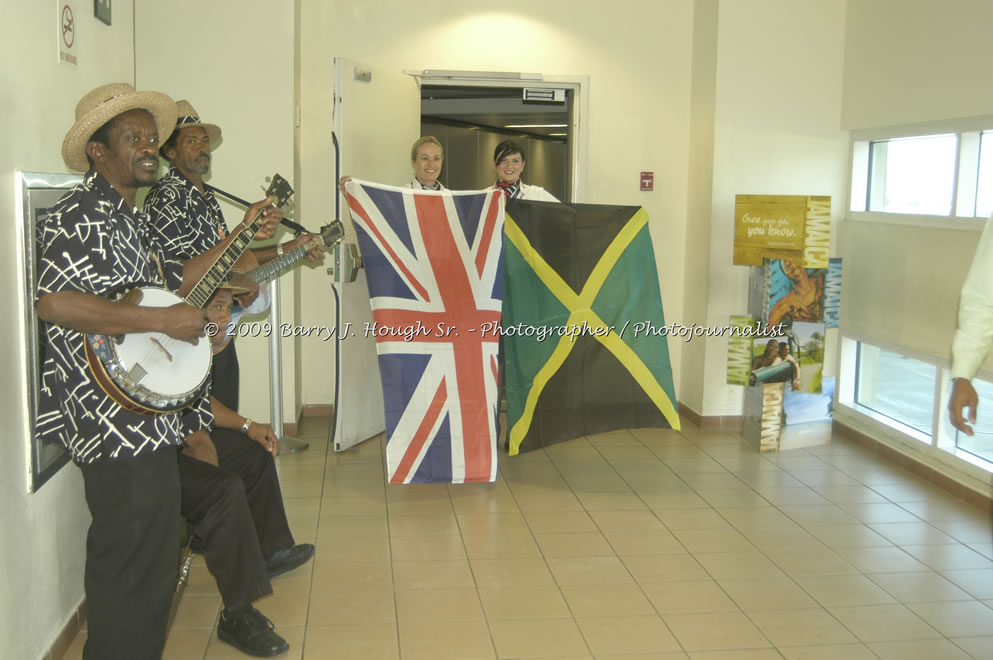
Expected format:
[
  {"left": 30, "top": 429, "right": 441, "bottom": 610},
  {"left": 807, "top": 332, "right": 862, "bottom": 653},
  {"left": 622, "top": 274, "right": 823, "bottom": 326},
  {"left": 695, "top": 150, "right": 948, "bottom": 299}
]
[{"left": 243, "top": 196, "right": 282, "bottom": 240}]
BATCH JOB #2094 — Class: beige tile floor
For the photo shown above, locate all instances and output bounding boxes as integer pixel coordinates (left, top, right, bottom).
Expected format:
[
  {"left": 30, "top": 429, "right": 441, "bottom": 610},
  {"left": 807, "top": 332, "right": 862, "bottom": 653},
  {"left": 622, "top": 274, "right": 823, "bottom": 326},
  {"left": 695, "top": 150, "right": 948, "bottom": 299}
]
[{"left": 60, "top": 419, "right": 993, "bottom": 659}]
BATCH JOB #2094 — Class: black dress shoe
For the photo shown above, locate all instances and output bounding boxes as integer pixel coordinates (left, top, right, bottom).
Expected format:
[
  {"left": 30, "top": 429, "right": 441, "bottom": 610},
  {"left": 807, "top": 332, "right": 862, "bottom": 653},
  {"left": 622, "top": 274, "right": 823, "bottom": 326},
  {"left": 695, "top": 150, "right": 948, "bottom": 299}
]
[
  {"left": 217, "top": 607, "right": 289, "bottom": 657},
  {"left": 265, "top": 543, "right": 315, "bottom": 578}
]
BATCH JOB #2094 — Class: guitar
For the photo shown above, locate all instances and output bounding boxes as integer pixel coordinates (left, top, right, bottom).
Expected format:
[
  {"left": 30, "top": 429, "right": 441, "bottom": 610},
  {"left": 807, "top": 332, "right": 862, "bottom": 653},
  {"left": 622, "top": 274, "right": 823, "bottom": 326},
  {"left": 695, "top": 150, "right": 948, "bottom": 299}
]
[
  {"left": 215, "top": 219, "right": 345, "bottom": 350},
  {"left": 246, "top": 220, "right": 344, "bottom": 284},
  {"left": 84, "top": 174, "right": 294, "bottom": 416}
]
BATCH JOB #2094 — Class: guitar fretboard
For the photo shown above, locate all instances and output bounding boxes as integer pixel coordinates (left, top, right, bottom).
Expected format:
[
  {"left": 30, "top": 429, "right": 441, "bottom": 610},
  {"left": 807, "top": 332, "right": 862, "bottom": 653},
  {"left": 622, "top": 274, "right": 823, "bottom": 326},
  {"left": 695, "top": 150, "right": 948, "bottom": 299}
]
[
  {"left": 245, "top": 222, "right": 343, "bottom": 283},
  {"left": 247, "top": 240, "right": 313, "bottom": 283}
]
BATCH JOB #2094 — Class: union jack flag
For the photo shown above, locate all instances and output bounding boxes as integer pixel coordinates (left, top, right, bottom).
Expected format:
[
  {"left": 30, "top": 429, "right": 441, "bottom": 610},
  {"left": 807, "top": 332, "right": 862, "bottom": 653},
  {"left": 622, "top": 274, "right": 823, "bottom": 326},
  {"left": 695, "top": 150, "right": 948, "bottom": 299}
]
[{"left": 343, "top": 180, "right": 505, "bottom": 484}]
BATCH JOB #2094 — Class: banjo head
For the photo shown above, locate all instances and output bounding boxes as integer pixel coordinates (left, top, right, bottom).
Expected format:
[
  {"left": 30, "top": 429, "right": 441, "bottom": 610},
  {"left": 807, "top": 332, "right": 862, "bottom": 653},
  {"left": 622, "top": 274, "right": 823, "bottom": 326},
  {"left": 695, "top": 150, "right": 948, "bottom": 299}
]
[{"left": 89, "top": 287, "right": 212, "bottom": 412}]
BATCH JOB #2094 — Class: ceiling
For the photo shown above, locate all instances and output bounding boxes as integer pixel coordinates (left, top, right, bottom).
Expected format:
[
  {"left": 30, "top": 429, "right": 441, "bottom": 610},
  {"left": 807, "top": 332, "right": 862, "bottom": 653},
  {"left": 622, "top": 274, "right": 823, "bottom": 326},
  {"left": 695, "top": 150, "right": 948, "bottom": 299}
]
[{"left": 421, "top": 85, "right": 570, "bottom": 139}]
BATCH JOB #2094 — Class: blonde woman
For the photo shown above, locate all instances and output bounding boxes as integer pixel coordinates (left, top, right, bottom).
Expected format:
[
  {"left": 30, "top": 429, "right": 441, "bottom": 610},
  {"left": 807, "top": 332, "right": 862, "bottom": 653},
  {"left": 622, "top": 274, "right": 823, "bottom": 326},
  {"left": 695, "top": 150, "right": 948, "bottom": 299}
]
[
  {"left": 338, "top": 136, "right": 447, "bottom": 193},
  {"left": 409, "top": 136, "right": 446, "bottom": 190}
]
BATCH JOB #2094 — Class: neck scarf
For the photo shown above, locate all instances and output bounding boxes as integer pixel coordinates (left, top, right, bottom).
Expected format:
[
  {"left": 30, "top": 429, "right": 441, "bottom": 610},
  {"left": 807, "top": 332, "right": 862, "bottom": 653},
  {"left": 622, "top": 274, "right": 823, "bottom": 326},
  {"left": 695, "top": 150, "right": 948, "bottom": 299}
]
[{"left": 496, "top": 180, "right": 521, "bottom": 199}]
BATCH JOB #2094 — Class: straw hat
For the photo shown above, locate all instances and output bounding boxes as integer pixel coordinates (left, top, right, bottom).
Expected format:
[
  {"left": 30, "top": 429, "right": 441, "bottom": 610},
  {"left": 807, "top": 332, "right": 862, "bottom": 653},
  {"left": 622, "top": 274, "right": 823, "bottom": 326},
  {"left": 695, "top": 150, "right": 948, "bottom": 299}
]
[
  {"left": 173, "top": 100, "right": 222, "bottom": 145},
  {"left": 216, "top": 280, "right": 252, "bottom": 296},
  {"left": 62, "top": 83, "right": 177, "bottom": 172}
]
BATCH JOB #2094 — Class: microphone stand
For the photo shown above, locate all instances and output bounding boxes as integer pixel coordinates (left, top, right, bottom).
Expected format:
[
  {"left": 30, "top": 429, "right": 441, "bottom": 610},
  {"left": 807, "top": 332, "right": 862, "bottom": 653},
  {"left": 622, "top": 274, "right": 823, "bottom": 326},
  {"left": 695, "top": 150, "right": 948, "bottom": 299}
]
[
  {"left": 267, "top": 277, "right": 308, "bottom": 454},
  {"left": 207, "top": 182, "right": 309, "bottom": 453}
]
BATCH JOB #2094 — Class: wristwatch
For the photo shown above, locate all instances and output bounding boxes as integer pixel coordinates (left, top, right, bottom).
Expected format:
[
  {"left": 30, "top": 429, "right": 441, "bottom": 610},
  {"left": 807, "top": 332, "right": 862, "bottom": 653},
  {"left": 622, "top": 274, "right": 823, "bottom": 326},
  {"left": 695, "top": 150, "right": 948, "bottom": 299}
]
[
  {"left": 276, "top": 243, "right": 284, "bottom": 257},
  {"left": 240, "top": 418, "right": 252, "bottom": 434}
]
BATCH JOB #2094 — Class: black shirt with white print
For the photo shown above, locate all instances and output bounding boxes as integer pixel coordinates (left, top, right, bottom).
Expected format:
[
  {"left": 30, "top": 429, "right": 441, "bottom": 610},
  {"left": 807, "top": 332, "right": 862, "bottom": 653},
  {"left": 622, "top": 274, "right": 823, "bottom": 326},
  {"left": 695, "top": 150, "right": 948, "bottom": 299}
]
[
  {"left": 145, "top": 165, "right": 227, "bottom": 259},
  {"left": 35, "top": 170, "right": 213, "bottom": 464}
]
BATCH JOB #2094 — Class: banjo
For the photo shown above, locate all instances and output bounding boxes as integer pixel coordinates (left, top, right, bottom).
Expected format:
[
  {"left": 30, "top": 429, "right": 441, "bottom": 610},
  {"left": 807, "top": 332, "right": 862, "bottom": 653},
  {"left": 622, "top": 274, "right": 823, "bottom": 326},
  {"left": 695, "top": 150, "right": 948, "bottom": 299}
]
[{"left": 85, "top": 174, "right": 294, "bottom": 416}]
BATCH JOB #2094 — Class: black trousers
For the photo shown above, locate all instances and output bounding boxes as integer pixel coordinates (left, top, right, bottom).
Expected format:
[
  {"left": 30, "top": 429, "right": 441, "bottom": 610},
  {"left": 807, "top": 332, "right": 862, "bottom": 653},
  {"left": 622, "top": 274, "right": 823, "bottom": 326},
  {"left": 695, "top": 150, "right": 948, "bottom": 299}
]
[
  {"left": 178, "top": 432, "right": 294, "bottom": 610},
  {"left": 80, "top": 448, "right": 180, "bottom": 660},
  {"left": 213, "top": 428, "right": 295, "bottom": 559}
]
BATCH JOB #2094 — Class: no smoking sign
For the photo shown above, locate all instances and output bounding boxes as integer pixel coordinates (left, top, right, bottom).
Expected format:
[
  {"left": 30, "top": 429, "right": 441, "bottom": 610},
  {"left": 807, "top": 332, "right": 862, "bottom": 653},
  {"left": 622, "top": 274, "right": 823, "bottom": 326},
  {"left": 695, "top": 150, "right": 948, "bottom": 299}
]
[{"left": 58, "top": 1, "right": 78, "bottom": 66}]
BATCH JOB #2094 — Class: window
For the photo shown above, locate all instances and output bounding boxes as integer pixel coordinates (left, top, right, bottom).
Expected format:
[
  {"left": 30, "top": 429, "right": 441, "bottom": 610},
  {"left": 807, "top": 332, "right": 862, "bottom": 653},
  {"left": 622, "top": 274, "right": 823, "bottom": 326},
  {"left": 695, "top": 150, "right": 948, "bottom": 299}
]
[
  {"left": 839, "top": 338, "right": 993, "bottom": 475},
  {"left": 855, "top": 343, "right": 936, "bottom": 438},
  {"left": 850, "top": 121, "right": 993, "bottom": 219},
  {"left": 867, "top": 135, "right": 957, "bottom": 215}
]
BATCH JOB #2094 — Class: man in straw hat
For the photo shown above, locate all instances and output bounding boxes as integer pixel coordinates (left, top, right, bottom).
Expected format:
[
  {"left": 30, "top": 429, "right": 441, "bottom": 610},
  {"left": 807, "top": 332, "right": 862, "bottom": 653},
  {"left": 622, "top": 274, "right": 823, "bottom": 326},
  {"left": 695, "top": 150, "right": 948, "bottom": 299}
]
[
  {"left": 145, "top": 99, "right": 322, "bottom": 283},
  {"left": 175, "top": 282, "right": 298, "bottom": 657},
  {"left": 36, "top": 83, "right": 279, "bottom": 659},
  {"left": 146, "top": 99, "right": 323, "bottom": 361}
]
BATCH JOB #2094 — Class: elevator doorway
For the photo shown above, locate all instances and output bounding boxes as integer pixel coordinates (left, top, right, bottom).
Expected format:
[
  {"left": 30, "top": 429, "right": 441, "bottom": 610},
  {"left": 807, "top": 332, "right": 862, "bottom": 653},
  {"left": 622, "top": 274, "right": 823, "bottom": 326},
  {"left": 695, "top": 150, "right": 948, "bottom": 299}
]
[{"left": 419, "top": 80, "right": 577, "bottom": 202}]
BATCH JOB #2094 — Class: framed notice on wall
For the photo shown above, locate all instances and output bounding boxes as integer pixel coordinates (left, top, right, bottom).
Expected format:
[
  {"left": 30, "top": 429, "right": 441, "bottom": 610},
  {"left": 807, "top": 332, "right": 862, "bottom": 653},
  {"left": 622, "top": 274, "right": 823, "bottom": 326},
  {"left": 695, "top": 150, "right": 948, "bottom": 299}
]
[
  {"left": 58, "top": 1, "right": 78, "bottom": 66},
  {"left": 17, "top": 172, "right": 81, "bottom": 492},
  {"left": 94, "top": 0, "right": 111, "bottom": 26}
]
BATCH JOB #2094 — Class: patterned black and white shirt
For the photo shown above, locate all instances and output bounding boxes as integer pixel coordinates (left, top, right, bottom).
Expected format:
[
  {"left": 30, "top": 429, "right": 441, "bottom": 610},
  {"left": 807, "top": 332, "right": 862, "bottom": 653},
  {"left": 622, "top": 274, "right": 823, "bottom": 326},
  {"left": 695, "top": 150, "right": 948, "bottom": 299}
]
[
  {"left": 36, "top": 170, "right": 213, "bottom": 464},
  {"left": 145, "top": 166, "right": 227, "bottom": 258}
]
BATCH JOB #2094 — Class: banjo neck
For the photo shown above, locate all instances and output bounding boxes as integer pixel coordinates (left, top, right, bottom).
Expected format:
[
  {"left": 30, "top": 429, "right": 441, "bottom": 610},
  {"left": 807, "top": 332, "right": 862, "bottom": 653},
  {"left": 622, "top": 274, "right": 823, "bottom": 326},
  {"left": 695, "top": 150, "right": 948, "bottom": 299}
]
[
  {"left": 183, "top": 213, "right": 265, "bottom": 309},
  {"left": 183, "top": 173, "right": 294, "bottom": 308}
]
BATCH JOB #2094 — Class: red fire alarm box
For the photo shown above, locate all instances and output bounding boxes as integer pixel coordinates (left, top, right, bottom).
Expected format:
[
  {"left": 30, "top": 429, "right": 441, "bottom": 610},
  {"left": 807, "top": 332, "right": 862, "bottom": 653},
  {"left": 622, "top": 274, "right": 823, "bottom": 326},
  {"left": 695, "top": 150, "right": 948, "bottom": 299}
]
[{"left": 640, "top": 171, "right": 654, "bottom": 192}]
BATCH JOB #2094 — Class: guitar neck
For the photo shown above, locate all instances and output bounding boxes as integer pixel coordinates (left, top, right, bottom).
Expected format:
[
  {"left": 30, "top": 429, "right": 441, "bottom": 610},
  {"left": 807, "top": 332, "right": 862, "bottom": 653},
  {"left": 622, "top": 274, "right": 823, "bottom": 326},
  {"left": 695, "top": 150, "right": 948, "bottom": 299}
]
[
  {"left": 184, "top": 214, "right": 265, "bottom": 308},
  {"left": 246, "top": 240, "right": 312, "bottom": 283}
]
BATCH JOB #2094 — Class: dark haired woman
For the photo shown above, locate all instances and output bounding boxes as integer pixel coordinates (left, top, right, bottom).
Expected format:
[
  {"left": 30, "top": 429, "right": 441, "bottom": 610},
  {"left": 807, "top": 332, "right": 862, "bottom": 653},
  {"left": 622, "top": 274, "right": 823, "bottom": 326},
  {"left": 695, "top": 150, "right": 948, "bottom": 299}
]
[{"left": 490, "top": 140, "right": 560, "bottom": 202}]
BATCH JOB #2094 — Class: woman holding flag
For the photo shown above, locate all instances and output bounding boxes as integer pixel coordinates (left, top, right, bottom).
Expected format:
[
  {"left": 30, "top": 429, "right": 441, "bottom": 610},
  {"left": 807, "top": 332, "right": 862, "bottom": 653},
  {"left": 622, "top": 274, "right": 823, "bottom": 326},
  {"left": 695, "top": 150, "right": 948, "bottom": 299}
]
[
  {"left": 490, "top": 139, "right": 560, "bottom": 202},
  {"left": 409, "top": 136, "right": 447, "bottom": 191},
  {"left": 339, "top": 136, "right": 448, "bottom": 193}
]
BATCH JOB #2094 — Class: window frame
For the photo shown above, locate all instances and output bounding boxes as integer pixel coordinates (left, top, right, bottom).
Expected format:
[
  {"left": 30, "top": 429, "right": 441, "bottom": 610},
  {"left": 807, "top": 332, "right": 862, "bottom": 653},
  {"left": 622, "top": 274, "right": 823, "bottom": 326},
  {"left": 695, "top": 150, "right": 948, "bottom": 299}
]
[
  {"left": 847, "top": 114, "right": 993, "bottom": 227},
  {"left": 853, "top": 341, "right": 937, "bottom": 441},
  {"left": 836, "top": 331, "right": 993, "bottom": 481}
]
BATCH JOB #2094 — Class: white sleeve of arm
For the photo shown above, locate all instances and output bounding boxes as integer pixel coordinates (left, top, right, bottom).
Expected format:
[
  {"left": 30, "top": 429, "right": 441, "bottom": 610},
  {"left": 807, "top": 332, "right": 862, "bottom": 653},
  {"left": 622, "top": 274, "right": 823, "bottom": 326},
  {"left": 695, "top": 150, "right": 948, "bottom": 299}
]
[
  {"left": 241, "top": 285, "right": 271, "bottom": 316},
  {"left": 951, "top": 220, "right": 993, "bottom": 379},
  {"left": 535, "top": 186, "right": 561, "bottom": 203}
]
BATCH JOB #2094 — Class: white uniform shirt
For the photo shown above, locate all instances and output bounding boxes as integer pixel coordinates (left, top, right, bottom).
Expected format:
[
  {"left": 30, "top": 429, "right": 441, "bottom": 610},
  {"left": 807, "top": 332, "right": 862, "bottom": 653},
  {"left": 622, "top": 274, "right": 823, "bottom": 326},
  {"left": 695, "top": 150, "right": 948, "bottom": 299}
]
[
  {"left": 409, "top": 180, "right": 447, "bottom": 191},
  {"left": 952, "top": 218, "right": 993, "bottom": 379},
  {"left": 490, "top": 181, "right": 561, "bottom": 203}
]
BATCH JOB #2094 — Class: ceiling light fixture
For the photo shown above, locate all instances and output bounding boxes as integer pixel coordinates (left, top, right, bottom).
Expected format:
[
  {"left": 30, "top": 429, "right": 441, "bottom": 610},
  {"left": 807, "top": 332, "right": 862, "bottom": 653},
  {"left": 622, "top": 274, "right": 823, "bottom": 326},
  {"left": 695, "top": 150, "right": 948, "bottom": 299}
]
[{"left": 503, "top": 123, "right": 567, "bottom": 129}]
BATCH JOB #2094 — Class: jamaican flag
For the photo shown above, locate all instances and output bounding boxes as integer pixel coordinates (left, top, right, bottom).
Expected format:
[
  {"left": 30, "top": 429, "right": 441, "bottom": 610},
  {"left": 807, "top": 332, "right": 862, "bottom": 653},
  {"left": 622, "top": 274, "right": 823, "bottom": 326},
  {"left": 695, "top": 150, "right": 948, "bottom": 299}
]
[{"left": 503, "top": 200, "right": 680, "bottom": 455}]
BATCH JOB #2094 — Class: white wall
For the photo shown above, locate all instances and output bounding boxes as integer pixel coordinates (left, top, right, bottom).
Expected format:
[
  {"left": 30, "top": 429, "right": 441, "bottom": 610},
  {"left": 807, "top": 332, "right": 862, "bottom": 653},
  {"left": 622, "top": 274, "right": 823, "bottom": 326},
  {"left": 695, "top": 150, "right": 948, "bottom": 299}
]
[
  {"left": 679, "top": 0, "right": 719, "bottom": 413},
  {"left": 295, "top": 0, "right": 696, "bottom": 405},
  {"left": 842, "top": 0, "right": 993, "bottom": 131},
  {"left": 697, "top": 0, "right": 849, "bottom": 416},
  {"left": 0, "top": 4, "right": 137, "bottom": 657},
  {"left": 134, "top": 0, "right": 299, "bottom": 423},
  {"left": 294, "top": 0, "right": 339, "bottom": 413}
]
